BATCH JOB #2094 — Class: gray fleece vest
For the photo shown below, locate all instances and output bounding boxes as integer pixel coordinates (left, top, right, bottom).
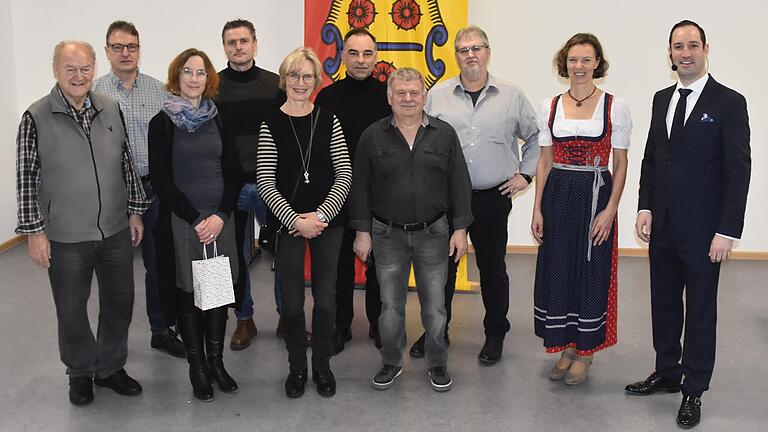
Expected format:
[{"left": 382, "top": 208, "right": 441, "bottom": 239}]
[{"left": 26, "top": 87, "right": 129, "bottom": 243}]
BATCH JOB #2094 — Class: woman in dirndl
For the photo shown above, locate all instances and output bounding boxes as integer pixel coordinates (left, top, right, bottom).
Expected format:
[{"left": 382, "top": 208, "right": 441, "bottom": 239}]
[{"left": 531, "top": 33, "right": 631, "bottom": 385}]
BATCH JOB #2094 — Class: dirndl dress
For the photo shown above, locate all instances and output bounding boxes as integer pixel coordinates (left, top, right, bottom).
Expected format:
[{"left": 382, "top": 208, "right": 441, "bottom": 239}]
[{"left": 533, "top": 93, "right": 619, "bottom": 355}]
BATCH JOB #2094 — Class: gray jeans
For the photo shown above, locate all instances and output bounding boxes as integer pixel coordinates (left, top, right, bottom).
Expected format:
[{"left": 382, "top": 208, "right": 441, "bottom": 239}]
[
  {"left": 48, "top": 228, "right": 135, "bottom": 379},
  {"left": 373, "top": 216, "right": 449, "bottom": 369}
]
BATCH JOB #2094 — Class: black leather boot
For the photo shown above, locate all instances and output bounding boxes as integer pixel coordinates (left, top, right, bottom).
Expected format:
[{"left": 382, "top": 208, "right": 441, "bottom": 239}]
[
  {"left": 177, "top": 308, "right": 214, "bottom": 401},
  {"left": 205, "top": 306, "right": 238, "bottom": 393}
]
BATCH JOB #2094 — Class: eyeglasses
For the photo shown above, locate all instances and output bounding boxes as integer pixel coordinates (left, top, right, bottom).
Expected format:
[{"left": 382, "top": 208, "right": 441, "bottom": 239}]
[
  {"left": 182, "top": 67, "right": 208, "bottom": 78},
  {"left": 109, "top": 43, "right": 140, "bottom": 53},
  {"left": 286, "top": 73, "right": 316, "bottom": 84},
  {"left": 455, "top": 44, "right": 488, "bottom": 55}
]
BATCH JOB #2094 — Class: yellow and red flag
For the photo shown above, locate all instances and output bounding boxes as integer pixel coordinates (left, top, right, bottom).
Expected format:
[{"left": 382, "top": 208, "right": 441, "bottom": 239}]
[{"left": 305, "top": 0, "right": 468, "bottom": 89}]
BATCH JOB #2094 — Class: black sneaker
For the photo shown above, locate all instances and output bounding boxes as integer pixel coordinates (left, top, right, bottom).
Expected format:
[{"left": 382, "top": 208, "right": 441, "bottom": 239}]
[
  {"left": 427, "top": 367, "right": 452, "bottom": 392},
  {"left": 372, "top": 364, "right": 402, "bottom": 390},
  {"left": 151, "top": 329, "right": 186, "bottom": 358}
]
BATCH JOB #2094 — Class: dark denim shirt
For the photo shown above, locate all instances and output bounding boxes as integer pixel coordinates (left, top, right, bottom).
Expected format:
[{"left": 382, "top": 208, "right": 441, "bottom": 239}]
[{"left": 349, "top": 113, "right": 473, "bottom": 232}]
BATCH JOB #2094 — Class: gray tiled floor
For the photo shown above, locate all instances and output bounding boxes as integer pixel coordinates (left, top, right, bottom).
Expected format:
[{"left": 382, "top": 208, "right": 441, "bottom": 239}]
[{"left": 0, "top": 244, "right": 766, "bottom": 432}]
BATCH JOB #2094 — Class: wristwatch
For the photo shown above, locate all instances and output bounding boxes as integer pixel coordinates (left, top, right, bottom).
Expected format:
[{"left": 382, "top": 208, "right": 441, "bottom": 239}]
[{"left": 315, "top": 210, "right": 329, "bottom": 223}]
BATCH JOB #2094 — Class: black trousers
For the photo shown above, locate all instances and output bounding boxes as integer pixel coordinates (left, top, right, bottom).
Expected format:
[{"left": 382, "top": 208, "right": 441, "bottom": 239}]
[
  {"left": 48, "top": 228, "right": 134, "bottom": 379},
  {"left": 278, "top": 226, "right": 343, "bottom": 371},
  {"left": 649, "top": 217, "right": 720, "bottom": 397},
  {"left": 446, "top": 188, "right": 512, "bottom": 338},
  {"left": 335, "top": 226, "right": 382, "bottom": 331}
]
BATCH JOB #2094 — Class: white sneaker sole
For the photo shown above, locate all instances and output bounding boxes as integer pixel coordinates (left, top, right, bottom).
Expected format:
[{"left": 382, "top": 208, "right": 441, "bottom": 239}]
[
  {"left": 372, "top": 368, "right": 402, "bottom": 390},
  {"left": 427, "top": 370, "right": 452, "bottom": 392}
]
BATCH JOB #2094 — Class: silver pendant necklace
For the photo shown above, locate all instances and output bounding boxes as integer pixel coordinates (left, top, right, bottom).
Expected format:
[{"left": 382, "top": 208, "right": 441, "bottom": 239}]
[{"left": 287, "top": 109, "right": 316, "bottom": 184}]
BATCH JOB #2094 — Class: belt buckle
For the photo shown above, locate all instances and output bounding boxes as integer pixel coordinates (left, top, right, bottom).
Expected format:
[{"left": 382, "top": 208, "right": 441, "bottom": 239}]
[{"left": 403, "top": 222, "right": 423, "bottom": 231}]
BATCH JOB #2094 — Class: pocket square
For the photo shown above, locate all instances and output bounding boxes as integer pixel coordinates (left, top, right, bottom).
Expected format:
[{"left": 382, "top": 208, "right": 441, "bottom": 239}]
[{"left": 699, "top": 113, "right": 715, "bottom": 123}]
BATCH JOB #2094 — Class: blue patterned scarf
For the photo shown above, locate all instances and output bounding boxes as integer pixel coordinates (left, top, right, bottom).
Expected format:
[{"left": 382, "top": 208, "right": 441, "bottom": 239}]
[{"left": 162, "top": 95, "right": 218, "bottom": 133}]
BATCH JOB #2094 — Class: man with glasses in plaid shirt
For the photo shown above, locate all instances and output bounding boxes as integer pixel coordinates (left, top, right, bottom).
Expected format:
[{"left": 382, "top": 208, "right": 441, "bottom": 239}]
[
  {"left": 93, "top": 21, "right": 185, "bottom": 360},
  {"left": 16, "top": 40, "right": 149, "bottom": 406}
]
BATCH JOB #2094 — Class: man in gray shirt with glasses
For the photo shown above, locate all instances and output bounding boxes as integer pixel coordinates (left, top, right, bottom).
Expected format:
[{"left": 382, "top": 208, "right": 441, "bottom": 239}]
[{"left": 420, "top": 24, "right": 540, "bottom": 366}]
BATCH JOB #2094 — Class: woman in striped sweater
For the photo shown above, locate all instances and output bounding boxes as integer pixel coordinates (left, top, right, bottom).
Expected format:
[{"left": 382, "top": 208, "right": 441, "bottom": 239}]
[{"left": 256, "top": 47, "right": 352, "bottom": 399}]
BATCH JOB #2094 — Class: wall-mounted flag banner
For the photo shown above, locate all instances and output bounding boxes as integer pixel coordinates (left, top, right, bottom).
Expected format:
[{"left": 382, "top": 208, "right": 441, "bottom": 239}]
[{"left": 305, "top": 0, "right": 468, "bottom": 89}]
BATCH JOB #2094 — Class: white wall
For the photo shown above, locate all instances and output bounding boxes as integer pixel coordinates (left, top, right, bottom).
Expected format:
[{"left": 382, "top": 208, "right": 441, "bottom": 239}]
[
  {"left": 0, "top": 0, "right": 19, "bottom": 239},
  {"left": 3, "top": 0, "right": 765, "bottom": 251},
  {"left": 474, "top": 1, "right": 765, "bottom": 251}
]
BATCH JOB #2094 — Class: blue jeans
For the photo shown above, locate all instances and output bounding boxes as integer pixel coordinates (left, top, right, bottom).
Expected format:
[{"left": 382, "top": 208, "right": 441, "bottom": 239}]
[
  {"left": 236, "top": 182, "right": 281, "bottom": 319},
  {"left": 141, "top": 182, "right": 168, "bottom": 334},
  {"left": 373, "top": 216, "right": 449, "bottom": 369}
]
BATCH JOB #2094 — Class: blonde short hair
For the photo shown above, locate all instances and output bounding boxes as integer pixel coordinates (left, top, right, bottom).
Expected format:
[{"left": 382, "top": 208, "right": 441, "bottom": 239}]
[{"left": 278, "top": 47, "right": 323, "bottom": 91}]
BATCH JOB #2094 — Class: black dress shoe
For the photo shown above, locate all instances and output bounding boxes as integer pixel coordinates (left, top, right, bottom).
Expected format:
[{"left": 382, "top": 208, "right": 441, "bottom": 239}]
[
  {"left": 313, "top": 369, "right": 336, "bottom": 397},
  {"left": 625, "top": 371, "right": 681, "bottom": 395},
  {"left": 409, "top": 332, "right": 450, "bottom": 358},
  {"left": 94, "top": 369, "right": 142, "bottom": 396},
  {"left": 69, "top": 377, "right": 94, "bottom": 406},
  {"left": 151, "top": 329, "right": 186, "bottom": 358},
  {"left": 409, "top": 333, "right": 426, "bottom": 358},
  {"left": 677, "top": 395, "right": 702, "bottom": 428},
  {"left": 332, "top": 327, "right": 352, "bottom": 355},
  {"left": 285, "top": 369, "right": 308, "bottom": 398},
  {"left": 478, "top": 337, "right": 503, "bottom": 365}
]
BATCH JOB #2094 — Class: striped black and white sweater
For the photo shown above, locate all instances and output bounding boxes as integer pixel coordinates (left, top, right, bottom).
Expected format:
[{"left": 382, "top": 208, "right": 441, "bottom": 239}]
[{"left": 256, "top": 106, "right": 352, "bottom": 230}]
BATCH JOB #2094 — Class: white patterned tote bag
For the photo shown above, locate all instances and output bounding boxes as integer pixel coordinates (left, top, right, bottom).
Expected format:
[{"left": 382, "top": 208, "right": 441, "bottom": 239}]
[{"left": 192, "top": 242, "right": 235, "bottom": 311}]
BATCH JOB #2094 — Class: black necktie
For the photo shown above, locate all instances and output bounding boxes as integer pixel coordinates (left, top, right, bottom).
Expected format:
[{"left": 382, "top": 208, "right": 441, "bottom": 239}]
[{"left": 670, "top": 88, "right": 693, "bottom": 145}]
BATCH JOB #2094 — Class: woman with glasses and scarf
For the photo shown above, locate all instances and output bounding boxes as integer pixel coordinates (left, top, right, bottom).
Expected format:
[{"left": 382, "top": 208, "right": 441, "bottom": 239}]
[
  {"left": 257, "top": 47, "right": 351, "bottom": 398},
  {"left": 148, "top": 48, "right": 242, "bottom": 401}
]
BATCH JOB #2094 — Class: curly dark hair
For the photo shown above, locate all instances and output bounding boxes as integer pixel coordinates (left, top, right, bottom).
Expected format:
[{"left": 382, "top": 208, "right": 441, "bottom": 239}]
[{"left": 554, "top": 33, "right": 608, "bottom": 79}]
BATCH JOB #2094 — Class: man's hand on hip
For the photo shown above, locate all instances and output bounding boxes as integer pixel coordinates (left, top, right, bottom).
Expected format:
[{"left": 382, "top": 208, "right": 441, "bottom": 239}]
[{"left": 498, "top": 173, "right": 529, "bottom": 197}]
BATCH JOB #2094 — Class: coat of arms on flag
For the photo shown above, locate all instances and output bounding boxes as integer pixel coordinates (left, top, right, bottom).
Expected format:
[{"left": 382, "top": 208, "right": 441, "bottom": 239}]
[{"left": 305, "top": 0, "right": 468, "bottom": 89}]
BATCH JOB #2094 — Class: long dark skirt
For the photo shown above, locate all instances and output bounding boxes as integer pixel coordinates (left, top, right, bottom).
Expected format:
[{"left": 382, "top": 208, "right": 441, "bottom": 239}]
[{"left": 533, "top": 168, "right": 618, "bottom": 355}]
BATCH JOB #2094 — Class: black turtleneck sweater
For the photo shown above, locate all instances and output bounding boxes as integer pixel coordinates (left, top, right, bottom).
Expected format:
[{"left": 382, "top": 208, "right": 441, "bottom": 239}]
[
  {"left": 314, "top": 75, "right": 391, "bottom": 161},
  {"left": 217, "top": 62, "right": 286, "bottom": 182}
]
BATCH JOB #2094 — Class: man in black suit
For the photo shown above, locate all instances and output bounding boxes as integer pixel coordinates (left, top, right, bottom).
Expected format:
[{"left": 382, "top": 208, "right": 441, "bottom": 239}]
[{"left": 626, "top": 20, "right": 751, "bottom": 428}]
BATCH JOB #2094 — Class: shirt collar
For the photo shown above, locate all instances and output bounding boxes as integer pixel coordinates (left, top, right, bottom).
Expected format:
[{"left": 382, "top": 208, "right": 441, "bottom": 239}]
[
  {"left": 676, "top": 73, "right": 709, "bottom": 95},
  {"left": 451, "top": 72, "right": 498, "bottom": 94},
  {"left": 387, "top": 112, "right": 430, "bottom": 129},
  {"left": 55, "top": 84, "right": 92, "bottom": 115},
  {"left": 108, "top": 69, "right": 143, "bottom": 90}
]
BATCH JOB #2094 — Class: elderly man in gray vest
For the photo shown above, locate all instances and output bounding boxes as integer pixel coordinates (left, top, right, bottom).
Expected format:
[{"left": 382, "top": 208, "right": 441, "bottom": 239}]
[{"left": 15, "top": 41, "right": 149, "bottom": 406}]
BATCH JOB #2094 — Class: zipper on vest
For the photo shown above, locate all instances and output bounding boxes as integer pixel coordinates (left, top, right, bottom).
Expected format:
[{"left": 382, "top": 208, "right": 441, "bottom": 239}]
[
  {"left": 64, "top": 111, "right": 106, "bottom": 240},
  {"left": 86, "top": 134, "right": 106, "bottom": 240}
]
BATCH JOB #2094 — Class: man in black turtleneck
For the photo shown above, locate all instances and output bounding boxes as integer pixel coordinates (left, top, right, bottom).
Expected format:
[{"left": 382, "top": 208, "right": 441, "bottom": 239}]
[
  {"left": 216, "top": 18, "right": 285, "bottom": 351},
  {"left": 315, "top": 28, "right": 392, "bottom": 354}
]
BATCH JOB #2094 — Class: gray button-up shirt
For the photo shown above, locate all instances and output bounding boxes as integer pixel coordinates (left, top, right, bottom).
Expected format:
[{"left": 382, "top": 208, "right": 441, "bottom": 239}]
[
  {"left": 425, "top": 74, "right": 540, "bottom": 190},
  {"left": 93, "top": 70, "right": 167, "bottom": 177}
]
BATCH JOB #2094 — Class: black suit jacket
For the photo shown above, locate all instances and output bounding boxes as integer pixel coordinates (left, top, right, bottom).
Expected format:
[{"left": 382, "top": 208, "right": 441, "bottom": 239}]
[{"left": 638, "top": 75, "right": 750, "bottom": 239}]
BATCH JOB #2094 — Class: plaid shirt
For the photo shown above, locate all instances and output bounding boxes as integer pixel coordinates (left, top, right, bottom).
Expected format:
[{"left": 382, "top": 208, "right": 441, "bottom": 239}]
[
  {"left": 15, "top": 86, "right": 148, "bottom": 235},
  {"left": 93, "top": 70, "right": 167, "bottom": 176}
]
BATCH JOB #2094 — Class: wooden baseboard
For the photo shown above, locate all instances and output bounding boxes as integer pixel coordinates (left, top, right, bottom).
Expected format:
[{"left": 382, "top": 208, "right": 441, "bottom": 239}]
[
  {"left": 0, "top": 235, "right": 25, "bottom": 254},
  {"left": 497, "top": 245, "right": 768, "bottom": 260},
  {"left": 2, "top": 235, "right": 765, "bottom": 260}
]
